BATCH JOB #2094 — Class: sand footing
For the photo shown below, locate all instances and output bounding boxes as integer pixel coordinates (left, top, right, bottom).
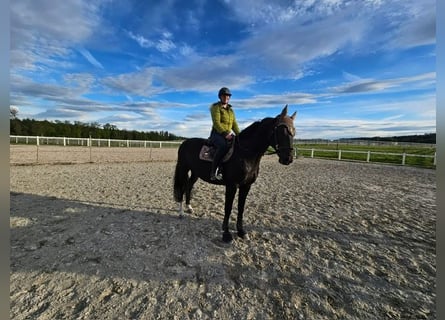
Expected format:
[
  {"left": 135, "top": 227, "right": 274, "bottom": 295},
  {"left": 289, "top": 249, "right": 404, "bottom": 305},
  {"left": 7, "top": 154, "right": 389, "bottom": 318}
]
[{"left": 10, "top": 147, "right": 435, "bottom": 319}]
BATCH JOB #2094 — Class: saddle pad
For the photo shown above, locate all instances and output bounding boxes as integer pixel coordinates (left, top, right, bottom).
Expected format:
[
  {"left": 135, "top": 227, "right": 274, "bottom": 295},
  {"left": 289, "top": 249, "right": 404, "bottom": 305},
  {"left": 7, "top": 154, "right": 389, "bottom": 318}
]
[{"left": 199, "top": 143, "right": 234, "bottom": 162}]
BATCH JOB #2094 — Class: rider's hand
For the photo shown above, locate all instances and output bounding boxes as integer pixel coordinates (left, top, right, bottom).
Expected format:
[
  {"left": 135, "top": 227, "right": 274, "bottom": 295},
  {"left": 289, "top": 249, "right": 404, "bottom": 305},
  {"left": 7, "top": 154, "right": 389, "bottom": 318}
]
[{"left": 225, "top": 130, "right": 235, "bottom": 140}]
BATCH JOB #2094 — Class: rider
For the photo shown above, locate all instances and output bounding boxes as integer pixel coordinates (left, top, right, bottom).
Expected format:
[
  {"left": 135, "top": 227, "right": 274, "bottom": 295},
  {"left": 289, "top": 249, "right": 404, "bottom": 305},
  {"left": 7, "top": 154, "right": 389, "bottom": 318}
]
[{"left": 209, "top": 87, "right": 240, "bottom": 181}]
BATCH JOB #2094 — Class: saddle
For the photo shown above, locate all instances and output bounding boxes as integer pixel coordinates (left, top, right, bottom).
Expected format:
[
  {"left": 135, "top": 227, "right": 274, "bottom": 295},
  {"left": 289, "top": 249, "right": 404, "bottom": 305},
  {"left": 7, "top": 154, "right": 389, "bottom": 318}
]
[{"left": 199, "top": 139, "right": 235, "bottom": 163}]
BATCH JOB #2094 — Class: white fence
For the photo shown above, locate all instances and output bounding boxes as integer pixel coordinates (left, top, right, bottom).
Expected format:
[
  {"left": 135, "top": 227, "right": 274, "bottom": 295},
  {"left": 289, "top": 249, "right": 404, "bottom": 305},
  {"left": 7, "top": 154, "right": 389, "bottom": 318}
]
[
  {"left": 10, "top": 135, "right": 436, "bottom": 167},
  {"left": 296, "top": 139, "right": 436, "bottom": 148},
  {"left": 10, "top": 135, "right": 182, "bottom": 148},
  {"left": 9, "top": 135, "right": 182, "bottom": 164},
  {"left": 298, "top": 148, "right": 436, "bottom": 167}
]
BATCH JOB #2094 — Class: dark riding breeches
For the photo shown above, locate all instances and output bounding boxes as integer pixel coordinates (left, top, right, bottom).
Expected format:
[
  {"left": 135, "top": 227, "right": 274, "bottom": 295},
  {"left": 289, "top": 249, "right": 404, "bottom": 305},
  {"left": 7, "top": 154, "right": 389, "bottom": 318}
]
[{"left": 209, "top": 129, "right": 229, "bottom": 172}]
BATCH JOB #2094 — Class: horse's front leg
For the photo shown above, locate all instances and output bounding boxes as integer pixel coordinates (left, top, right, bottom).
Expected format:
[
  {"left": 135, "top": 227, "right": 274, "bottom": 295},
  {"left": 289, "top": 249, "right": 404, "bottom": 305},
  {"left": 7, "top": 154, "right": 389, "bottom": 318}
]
[
  {"left": 236, "top": 184, "right": 251, "bottom": 239},
  {"left": 222, "top": 184, "right": 237, "bottom": 243}
]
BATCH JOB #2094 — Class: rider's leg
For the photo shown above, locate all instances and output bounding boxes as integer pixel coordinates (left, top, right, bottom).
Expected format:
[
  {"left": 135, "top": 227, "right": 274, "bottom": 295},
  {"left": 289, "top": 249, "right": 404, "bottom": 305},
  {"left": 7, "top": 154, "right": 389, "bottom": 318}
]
[
  {"left": 211, "top": 147, "right": 226, "bottom": 179},
  {"left": 209, "top": 130, "right": 228, "bottom": 180}
]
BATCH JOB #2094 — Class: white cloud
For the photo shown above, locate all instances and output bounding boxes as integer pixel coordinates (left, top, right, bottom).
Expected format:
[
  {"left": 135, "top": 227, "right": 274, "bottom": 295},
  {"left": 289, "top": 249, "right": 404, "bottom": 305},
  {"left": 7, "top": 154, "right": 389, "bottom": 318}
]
[
  {"left": 102, "top": 68, "right": 164, "bottom": 96},
  {"left": 236, "top": 93, "right": 317, "bottom": 109},
  {"left": 11, "top": 0, "right": 100, "bottom": 47},
  {"left": 9, "top": 0, "right": 435, "bottom": 140},
  {"left": 155, "top": 55, "right": 255, "bottom": 92},
  {"left": 10, "top": 0, "right": 102, "bottom": 76},
  {"left": 128, "top": 31, "right": 177, "bottom": 53},
  {"left": 228, "top": 0, "right": 381, "bottom": 26},
  {"left": 332, "top": 72, "right": 436, "bottom": 94},
  {"left": 390, "top": 4, "right": 436, "bottom": 48},
  {"left": 179, "top": 44, "right": 195, "bottom": 57},
  {"left": 296, "top": 118, "right": 435, "bottom": 140},
  {"left": 63, "top": 73, "right": 96, "bottom": 91},
  {"left": 358, "top": 95, "right": 436, "bottom": 118},
  {"left": 237, "top": 8, "right": 365, "bottom": 76},
  {"left": 156, "top": 39, "right": 176, "bottom": 53},
  {"left": 227, "top": 0, "right": 435, "bottom": 79},
  {"left": 78, "top": 48, "right": 104, "bottom": 69},
  {"left": 128, "top": 32, "right": 152, "bottom": 48}
]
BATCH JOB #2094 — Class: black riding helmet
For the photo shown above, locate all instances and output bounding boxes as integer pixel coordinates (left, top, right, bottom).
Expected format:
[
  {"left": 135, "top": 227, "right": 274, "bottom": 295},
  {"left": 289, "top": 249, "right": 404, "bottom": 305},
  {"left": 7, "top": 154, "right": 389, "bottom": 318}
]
[{"left": 218, "top": 87, "right": 232, "bottom": 98}]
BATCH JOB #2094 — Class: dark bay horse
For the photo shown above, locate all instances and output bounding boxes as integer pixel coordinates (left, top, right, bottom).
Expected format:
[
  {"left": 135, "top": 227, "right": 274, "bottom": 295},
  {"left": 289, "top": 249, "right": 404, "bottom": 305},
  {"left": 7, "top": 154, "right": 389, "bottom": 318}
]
[{"left": 173, "top": 105, "right": 297, "bottom": 242}]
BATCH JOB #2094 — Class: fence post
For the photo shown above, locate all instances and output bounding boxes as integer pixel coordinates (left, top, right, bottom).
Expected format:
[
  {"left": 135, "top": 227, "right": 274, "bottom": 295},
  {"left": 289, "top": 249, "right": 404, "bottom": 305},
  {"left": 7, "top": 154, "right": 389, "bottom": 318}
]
[
  {"left": 338, "top": 150, "right": 342, "bottom": 160},
  {"left": 367, "top": 151, "right": 371, "bottom": 162},
  {"left": 402, "top": 153, "right": 406, "bottom": 165},
  {"left": 89, "top": 136, "right": 92, "bottom": 162},
  {"left": 35, "top": 136, "right": 39, "bottom": 162},
  {"left": 149, "top": 142, "right": 153, "bottom": 160},
  {"left": 311, "top": 149, "right": 314, "bottom": 158},
  {"left": 434, "top": 152, "right": 436, "bottom": 166}
]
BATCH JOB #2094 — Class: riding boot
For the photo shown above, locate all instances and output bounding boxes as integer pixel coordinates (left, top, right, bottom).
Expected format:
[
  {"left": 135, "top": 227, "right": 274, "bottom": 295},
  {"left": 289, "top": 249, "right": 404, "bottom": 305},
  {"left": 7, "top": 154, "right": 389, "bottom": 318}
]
[{"left": 210, "top": 148, "right": 225, "bottom": 181}]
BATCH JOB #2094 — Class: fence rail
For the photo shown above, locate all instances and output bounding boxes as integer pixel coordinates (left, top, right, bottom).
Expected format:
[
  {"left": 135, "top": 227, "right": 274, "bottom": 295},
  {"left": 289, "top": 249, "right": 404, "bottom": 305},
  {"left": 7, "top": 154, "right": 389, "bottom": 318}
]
[
  {"left": 295, "top": 139, "right": 436, "bottom": 148},
  {"left": 297, "top": 147, "right": 436, "bottom": 167},
  {"left": 10, "top": 135, "right": 183, "bottom": 148},
  {"left": 9, "top": 135, "right": 182, "bottom": 164},
  {"left": 10, "top": 135, "right": 436, "bottom": 168}
]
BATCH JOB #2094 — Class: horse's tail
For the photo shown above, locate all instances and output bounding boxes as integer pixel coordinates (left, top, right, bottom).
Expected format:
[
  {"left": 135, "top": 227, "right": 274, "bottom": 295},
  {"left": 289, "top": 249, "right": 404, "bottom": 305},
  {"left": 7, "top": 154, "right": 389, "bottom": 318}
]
[{"left": 173, "top": 145, "right": 188, "bottom": 203}]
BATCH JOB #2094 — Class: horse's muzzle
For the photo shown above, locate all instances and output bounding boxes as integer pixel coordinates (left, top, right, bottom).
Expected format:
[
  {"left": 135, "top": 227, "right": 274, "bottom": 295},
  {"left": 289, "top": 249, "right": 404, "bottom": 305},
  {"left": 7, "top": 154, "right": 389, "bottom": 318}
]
[{"left": 278, "top": 153, "right": 293, "bottom": 165}]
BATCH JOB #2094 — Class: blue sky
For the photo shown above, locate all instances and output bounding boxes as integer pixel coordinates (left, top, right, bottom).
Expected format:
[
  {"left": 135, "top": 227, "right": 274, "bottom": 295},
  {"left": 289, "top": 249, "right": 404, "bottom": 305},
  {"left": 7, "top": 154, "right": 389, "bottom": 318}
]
[{"left": 10, "top": 0, "right": 436, "bottom": 139}]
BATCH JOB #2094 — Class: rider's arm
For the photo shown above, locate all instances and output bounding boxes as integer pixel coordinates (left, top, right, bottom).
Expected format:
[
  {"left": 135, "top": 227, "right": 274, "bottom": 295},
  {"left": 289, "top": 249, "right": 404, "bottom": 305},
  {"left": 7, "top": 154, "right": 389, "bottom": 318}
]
[{"left": 210, "top": 104, "right": 228, "bottom": 135}]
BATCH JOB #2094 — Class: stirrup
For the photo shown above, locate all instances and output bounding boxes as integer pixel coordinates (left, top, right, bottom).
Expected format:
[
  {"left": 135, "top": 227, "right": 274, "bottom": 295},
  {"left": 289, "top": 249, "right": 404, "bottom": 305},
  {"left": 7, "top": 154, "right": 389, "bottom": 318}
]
[{"left": 210, "top": 168, "right": 223, "bottom": 181}]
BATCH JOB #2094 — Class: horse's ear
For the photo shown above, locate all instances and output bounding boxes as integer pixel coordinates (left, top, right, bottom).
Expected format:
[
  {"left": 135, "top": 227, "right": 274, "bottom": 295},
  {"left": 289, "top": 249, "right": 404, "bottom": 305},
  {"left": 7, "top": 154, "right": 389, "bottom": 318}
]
[
  {"left": 280, "top": 105, "right": 288, "bottom": 117},
  {"left": 290, "top": 111, "right": 297, "bottom": 120}
]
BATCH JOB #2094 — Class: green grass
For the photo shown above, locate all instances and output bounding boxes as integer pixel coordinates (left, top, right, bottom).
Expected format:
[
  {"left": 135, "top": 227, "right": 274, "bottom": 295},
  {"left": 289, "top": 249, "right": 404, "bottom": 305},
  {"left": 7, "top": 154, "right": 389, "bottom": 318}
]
[{"left": 295, "top": 143, "right": 436, "bottom": 169}]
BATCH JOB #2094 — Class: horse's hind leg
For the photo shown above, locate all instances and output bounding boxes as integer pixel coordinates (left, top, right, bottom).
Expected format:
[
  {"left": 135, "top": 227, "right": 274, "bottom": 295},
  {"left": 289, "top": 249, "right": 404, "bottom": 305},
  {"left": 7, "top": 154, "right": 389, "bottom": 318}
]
[
  {"left": 185, "top": 174, "right": 198, "bottom": 214},
  {"left": 173, "top": 160, "right": 188, "bottom": 217},
  {"left": 236, "top": 184, "right": 251, "bottom": 239}
]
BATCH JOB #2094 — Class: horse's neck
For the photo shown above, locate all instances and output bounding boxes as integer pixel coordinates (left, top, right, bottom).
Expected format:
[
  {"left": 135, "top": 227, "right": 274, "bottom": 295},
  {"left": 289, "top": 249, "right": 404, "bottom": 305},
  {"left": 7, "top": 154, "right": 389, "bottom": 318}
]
[{"left": 237, "top": 119, "right": 274, "bottom": 159}]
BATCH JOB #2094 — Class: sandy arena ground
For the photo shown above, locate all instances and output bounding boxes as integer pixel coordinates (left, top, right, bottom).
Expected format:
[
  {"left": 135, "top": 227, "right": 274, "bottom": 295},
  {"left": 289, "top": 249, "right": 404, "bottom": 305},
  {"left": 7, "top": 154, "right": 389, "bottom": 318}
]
[{"left": 10, "top": 146, "right": 436, "bottom": 319}]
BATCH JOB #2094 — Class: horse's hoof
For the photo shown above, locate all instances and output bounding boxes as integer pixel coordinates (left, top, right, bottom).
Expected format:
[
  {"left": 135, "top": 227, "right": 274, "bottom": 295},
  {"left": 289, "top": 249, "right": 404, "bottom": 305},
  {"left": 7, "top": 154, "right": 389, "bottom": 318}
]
[
  {"left": 237, "top": 230, "right": 249, "bottom": 240},
  {"left": 222, "top": 231, "right": 233, "bottom": 243}
]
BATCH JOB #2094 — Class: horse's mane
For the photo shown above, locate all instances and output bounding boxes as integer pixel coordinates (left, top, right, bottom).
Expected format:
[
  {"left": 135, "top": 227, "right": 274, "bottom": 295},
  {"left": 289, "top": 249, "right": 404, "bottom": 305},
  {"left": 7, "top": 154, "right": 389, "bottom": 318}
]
[{"left": 239, "top": 117, "right": 275, "bottom": 139}]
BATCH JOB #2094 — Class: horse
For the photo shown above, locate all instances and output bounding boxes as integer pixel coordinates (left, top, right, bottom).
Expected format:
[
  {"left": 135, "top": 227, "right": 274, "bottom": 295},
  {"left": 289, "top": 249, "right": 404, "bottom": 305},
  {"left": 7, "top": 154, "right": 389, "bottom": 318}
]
[{"left": 173, "top": 105, "right": 297, "bottom": 243}]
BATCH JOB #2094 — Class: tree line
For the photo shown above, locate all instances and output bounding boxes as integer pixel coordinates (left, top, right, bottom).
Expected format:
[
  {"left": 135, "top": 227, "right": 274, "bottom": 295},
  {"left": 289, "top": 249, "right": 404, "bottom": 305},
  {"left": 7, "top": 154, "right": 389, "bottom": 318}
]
[
  {"left": 10, "top": 118, "right": 186, "bottom": 141},
  {"left": 343, "top": 133, "right": 436, "bottom": 144}
]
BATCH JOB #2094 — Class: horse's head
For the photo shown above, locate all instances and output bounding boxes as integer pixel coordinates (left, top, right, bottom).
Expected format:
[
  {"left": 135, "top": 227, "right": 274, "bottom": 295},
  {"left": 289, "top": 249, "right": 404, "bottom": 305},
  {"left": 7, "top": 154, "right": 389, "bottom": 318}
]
[{"left": 272, "top": 105, "right": 297, "bottom": 165}]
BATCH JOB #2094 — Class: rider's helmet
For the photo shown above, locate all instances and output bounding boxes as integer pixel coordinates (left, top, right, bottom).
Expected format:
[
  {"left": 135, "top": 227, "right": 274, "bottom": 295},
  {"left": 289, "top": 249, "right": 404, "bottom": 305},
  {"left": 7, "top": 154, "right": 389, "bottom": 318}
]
[{"left": 218, "top": 87, "right": 232, "bottom": 98}]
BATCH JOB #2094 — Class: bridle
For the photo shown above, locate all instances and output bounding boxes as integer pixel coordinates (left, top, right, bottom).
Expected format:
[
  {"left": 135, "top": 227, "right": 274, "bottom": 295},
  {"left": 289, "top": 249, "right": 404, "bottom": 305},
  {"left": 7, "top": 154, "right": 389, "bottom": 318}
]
[
  {"left": 234, "top": 116, "right": 296, "bottom": 157},
  {"left": 271, "top": 120, "right": 295, "bottom": 155}
]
